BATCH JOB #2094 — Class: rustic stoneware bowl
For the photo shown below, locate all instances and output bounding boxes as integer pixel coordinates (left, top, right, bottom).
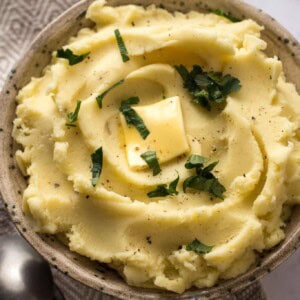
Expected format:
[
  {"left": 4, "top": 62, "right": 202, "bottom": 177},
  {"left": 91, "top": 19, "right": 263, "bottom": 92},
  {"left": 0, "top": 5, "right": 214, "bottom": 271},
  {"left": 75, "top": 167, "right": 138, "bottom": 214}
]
[{"left": 0, "top": 0, "right": 299, "bottom": 299}]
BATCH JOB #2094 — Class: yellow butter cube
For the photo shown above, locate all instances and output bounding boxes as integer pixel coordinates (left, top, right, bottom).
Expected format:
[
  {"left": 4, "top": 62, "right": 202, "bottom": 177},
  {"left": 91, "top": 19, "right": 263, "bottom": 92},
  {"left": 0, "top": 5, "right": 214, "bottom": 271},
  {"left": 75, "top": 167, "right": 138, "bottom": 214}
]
[{"left": 120, "top": 96, "right": 189, "bottom": 170}]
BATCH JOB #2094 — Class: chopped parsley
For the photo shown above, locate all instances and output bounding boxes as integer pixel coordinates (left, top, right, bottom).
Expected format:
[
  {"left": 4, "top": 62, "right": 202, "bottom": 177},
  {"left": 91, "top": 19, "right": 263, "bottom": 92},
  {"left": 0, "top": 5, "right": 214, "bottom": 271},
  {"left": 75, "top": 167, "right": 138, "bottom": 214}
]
[
  {"left": 96, "top": 79, "right": 124, "bottom": 109},
  {"left": 114, "top": 29, "right": 130, "bottom": 62},
  {"left": 66, "top": 100, "right": 81, "bottom": 127},
  {"left": 183, "top": 154, "right": 226, "bottom": 199},
  {"left": 175, "top": 64, "right": 241, "bottom": 111},
  {"left": 212, "top": 9, "right": 241, "bottom": 22},
  {"left": 119, "top": 97, "right": 150, "bottom": 139},
  {"left": 91, "top": 147, "right": 103, "bottom": 187},
  {"left": 185, "top": 154, "right": 209, "bottom": 169},
  {"left": 147, "top": 175, "right": 179, "bottom": 198},
  {"left": 141, "top": 151, "right": 161, "bottom": 176},
  {"left": 56, "top": 48, "right": 90, "bottom": 65},
  {"left": 186, "top": 239, "right": 213, "bottom": 254}
]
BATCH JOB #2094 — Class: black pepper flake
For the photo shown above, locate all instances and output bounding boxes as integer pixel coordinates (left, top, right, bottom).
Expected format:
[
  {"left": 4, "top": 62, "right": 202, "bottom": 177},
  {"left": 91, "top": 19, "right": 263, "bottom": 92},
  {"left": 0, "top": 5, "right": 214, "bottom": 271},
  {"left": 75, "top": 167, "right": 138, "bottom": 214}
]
[
  {"left": 6, "top": 90, "right": 10, "bottom": 95},
  {"left": 86, "top": 195, "right": 90, "bottom": 199},
  {"left": 54, "top": 183, "right": 60, "bottom": 188},
  {"left": 251, "top": 116, "right": 256, "bottom": 120},
  {"left": 277, "top": 36, "right": 282, "bottom": 41},
  {"left": 9, "top": 165, "right": 15, "bottom": 170},
  {"left": 0, "top": 128, "right": 3, "bottom": 132},
  {"left": 178, "top": 245, "right": 182, "bottom": 250},
  {"left": 131, "top": 21, "right": 135, "bottom": 27},
  {"left": 51, "top": 257, "right": 56, "bottom": 261},
  {"left": 243, "top": 174, "right": 246, "bottom": 177},
  {"left": 146, "top": 236, "right": 152, "bottom": 244}
]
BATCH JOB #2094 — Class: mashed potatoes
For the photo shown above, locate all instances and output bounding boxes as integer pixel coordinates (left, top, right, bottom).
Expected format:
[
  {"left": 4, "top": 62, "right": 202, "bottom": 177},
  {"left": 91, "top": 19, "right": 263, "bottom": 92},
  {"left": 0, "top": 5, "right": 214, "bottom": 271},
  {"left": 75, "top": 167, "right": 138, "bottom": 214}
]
[{"left": 12, "top": 0, "right": 300, "bottom": 293}]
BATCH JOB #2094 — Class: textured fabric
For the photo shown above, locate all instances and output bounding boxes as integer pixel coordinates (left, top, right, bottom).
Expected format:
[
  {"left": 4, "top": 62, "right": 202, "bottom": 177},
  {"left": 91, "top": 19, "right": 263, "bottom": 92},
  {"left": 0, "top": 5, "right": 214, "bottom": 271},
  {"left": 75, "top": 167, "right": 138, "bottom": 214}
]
[{"left": 0, "top": 0, "right": 266, "bottom": 299}]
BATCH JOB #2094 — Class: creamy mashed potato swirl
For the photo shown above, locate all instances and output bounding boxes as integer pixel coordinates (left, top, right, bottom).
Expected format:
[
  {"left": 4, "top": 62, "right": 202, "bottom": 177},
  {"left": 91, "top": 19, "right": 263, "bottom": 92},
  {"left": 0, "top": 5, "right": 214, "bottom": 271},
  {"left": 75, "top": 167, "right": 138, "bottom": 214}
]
[{"left": 13, "top": 0, "right": 300, "bottom": 293}]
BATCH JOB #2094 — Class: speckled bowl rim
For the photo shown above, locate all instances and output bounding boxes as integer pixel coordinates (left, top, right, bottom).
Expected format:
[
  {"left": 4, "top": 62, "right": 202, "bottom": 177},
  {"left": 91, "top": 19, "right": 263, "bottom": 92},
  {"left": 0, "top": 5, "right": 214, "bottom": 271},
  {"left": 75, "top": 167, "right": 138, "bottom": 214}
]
[{"left": 0, "top": 0, "right": 299, "bottom": 299}]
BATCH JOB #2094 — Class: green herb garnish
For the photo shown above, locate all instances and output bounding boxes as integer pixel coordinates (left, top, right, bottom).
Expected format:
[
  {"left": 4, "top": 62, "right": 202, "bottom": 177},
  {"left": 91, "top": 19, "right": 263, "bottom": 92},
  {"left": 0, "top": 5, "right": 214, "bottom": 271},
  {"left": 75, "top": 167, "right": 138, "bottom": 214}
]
[
  {"left": 114, "top": 29, "right": 130, "bottom": 62},
  {"left": 175, "top": 64, "right": 241, "bottom": 111},
  {"left": 147, "top": 175, "right": 179, "bottom": 198},
  {"left": 212, "top": 9, "right": 241, "bottom": 22},
  {"left": 56, "top": 48, "right": 90, "bottom": 65},
  {"left": 141, "top": 151, "right": 161, "bottom": 176},
  {"left": 96, "top": 79, "right": 124, "bottom": 109},
  {"left": 185, "top": 154, "right": 209, "bottom": 169},
  {"left": 66, "top": 100, "right": 81, "bottom": 127},
  {"left": 119, "top": 97, "right": 150, "bottom": 139},
  {"left": 186, "top": 239, "right": 213, "bottom": 254},
  {"left": 91, "top": 147, "right": 103, "bottom": 187},
  {"left": 183, "top": 155, "right": 226, "bottom": 199}
]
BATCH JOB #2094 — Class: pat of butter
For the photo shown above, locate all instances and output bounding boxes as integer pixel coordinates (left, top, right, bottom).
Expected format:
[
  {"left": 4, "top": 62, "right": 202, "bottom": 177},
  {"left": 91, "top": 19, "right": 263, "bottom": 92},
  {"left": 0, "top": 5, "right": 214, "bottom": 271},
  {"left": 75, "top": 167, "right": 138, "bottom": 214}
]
[{"left": 120, "top": 96, "right": 189, "bottom": 170}]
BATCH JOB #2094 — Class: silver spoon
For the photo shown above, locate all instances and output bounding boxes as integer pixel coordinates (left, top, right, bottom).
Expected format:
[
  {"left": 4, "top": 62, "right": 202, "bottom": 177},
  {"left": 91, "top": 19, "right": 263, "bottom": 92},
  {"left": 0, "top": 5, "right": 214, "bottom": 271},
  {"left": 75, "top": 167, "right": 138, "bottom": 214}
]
[{"left": 0, "top": 234, "right": 64, "bottom": 300}]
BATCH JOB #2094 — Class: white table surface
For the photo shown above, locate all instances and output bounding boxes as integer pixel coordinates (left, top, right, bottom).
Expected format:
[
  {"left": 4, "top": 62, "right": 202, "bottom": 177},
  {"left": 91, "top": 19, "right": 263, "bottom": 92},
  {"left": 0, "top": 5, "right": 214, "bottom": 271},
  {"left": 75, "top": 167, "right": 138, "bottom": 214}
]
[{"left": 244, "top": 2, "right": 300, "bottom": 300}]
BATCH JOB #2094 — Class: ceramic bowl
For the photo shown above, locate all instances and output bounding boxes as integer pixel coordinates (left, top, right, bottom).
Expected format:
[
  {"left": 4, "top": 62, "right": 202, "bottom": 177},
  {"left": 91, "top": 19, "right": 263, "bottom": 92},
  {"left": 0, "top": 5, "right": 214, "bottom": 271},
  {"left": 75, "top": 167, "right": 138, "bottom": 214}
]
[{"left": 0, "top": 0, "right": 299, "bottom": 299}]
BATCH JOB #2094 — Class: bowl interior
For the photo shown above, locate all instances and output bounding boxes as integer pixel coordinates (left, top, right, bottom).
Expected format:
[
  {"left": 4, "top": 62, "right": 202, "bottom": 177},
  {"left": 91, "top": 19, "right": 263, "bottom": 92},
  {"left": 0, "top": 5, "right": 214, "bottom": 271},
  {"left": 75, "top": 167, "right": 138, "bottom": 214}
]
[{"left": 0, "top": 0, "right": 299, "bottom": 299}]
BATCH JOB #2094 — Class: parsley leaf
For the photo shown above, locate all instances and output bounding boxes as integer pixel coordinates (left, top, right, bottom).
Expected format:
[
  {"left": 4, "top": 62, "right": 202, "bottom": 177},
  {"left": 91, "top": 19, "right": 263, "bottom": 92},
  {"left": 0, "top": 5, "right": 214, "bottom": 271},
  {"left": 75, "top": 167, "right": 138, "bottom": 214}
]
[
  {"left": 185, "top": 154, "right": 209, "bottom": 169},
  {"left": 175, "top": 65, "right": 241, "bottom": 111},
  {"left": 91, "top": 147, "right": 103, "bottom": 187},
  {"left": 119, "top": 97, "right": 150, "bottom": 139},
  {"left": 141, "top": 151, "right": 161, "bottom": 176},
  {"left": 114, "top": 29, "right": 130, "bottom": 62},
  {"left": 147, "top": 175, "right": 179, "bottom": 198},
  {"left": 66, "top": 100, "right": 81, "bottom": 127},
  {"left": 56, "top": 48, "right": 90, "bottom": 65},
  {"left": 183, "top": 155, "right": 226, "bottom": 199},
  {"left": 186, "top": 239, "right": 213, "bottom": 254},
  {"left": 212, "top": 9, "right": 241, "bottom": 22},
  {"left": 96, "top": 79, "right": 124, "bottom": 109}
]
